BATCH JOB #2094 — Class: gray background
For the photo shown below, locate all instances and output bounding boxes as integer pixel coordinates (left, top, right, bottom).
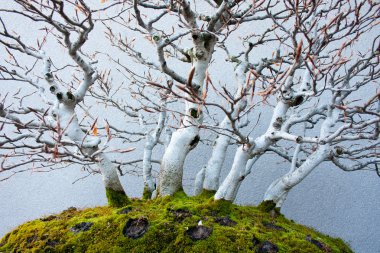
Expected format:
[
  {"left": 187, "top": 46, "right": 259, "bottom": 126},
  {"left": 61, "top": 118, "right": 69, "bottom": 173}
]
[{"left": 0, "top": 1, "right": 379, "bottom": 253}]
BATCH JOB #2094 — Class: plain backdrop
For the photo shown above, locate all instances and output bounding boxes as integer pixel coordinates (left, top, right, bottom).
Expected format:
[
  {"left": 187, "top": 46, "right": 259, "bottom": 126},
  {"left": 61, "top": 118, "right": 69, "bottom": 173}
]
[{"left": 0, "top": 2, "right": 379, "bottom": 253}]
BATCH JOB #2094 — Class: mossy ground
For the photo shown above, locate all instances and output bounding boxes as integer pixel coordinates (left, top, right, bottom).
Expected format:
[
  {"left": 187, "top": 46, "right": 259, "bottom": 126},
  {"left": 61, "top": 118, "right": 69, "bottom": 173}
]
[{"left": 0, "top": 191, "right": 353, "bottom": 253}]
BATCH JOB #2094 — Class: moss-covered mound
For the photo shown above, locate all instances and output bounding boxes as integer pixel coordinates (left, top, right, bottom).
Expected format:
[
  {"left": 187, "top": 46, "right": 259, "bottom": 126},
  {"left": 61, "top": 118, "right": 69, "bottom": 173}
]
[{"left": 0, "top": 191, "right": 353, "bottom": 253}]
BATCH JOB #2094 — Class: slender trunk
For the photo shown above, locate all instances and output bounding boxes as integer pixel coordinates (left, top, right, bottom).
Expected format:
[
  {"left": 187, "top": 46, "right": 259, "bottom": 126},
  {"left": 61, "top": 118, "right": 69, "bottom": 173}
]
[
  {"left": 96, "top": 153, "right": 130, "bottom": 207},
  {"left": 263, "top": 145, "right": 330, "bottom": 204},
  {"left": 143, "top": 94, "right": 167, "bottom": 199},
  {"left": 55, "top": 103, "right": 128, "bottom": 206},
  {"left": 158, "top": 32, "right": 216, "bottom": 196},
  {"left": 214, "top": 146, "right": 250, "bottom": 201},
  {"left": 196, "top": 62, "right": 249, "bottom": 193},
  {"left": 202, "top": 118, "right": 231, "bottom": 191},
  {"left": 214, "top": 100, "right": 290, "bottom": 201},
  {"left": 264, "top": 108, "right": 339, "bottom": 206}
]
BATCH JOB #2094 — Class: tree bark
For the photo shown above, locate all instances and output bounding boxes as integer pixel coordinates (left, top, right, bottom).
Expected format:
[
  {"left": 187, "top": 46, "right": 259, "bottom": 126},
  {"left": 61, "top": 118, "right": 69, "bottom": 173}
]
[{"left": 158, "top": 32, "right": 216, "bottom": 196}]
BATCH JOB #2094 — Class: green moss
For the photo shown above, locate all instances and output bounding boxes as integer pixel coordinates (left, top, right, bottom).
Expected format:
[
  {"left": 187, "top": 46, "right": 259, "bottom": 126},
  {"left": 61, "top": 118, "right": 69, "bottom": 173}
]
[
  {"left": 105, "top": 188, "right": 130, "bottom": 207},
  {"left": 142, "top": 186, "right": 152, "bottom": 200},
  {"left": 0, "top": 193, "right": 353, "bottom": 253},
  {"left": 258, "top": 200, "right": 281, "bottom": 214}
]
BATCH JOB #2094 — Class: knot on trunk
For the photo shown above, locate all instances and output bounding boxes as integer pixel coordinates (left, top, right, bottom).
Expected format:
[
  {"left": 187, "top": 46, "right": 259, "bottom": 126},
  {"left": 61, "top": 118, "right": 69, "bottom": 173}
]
[
  {"left": 190, "top": 135, "right": 200, "bottom": 150},
  {"left": 191, "top": 31, "right": 216, "bottom": 60}
]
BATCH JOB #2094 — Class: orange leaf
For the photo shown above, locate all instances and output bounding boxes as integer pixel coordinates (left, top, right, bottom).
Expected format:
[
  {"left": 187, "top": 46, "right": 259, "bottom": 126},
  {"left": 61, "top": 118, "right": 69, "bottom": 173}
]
[{"left": 92, "top": 125, "right": 98, "bottom": 136}]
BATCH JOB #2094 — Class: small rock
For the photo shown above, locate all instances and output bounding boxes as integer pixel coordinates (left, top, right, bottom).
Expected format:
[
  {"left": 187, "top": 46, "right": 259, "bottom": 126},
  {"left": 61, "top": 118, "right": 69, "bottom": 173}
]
[
  {"left": 70, "top": 222, "right": 93, "bottom": 234},
  {"left": 215, "top": 216, "right": 237, "bottom": 226},
  {"left": 256, "top": 240, "right": 279, "bottom": 253},
  {"left": 252, "top": 235, "right": 260, "bottom": 246},
  {"left": 117, "top": 207, "right": 132, "bottom": 214},
  {"left": 64, "top": 207, "right": 77, "bottom": 212},
  {"left": 262, "top": 222, "right": 286, "bottom": 231},
  {"left": 26, "top": 234, "right": 37, "bottom": 244},
  {"left": 123, "top": 217, "right": 149, "bottom": 239},
  {"left": 306, "top": 235, "right": 331, "bottom": 252},
  {"left": 186, "top": 225, "right": 212, "bottom": 240},
  {"left": 46, "top": 239, "right": 60, "bottom": 247},
  {"left": 40, "top": 215, "right": 57, "bottom": 222}
]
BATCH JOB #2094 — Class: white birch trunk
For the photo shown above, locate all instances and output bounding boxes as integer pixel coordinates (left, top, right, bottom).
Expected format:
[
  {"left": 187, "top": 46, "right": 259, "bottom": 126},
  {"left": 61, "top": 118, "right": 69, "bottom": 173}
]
[
  {"left": 263, "top": 145, "right": 330, "bottom": 204},
  {"left": 199, "top": 63, "right": 249, "bottom": 193},
  {"left": 142, "top": 95, "right": 167, "bottom": 198},
  {"left": 158, "top": 32, "right": 216, "bottom": 196},
  {"left": 43, "top": 56, "right": 127, "bottom": 203},
  {"left": 214, "top": 100, "right": 291, "bottom": 201},
  {"left": 54, "top": 104, "right": 126, "bottom": 194},
  {"left": 214, "top": 146, "right": 251, "bottom": 201},
  {"left": 264, "top": 108, "right": 339, "bottom": 206}
]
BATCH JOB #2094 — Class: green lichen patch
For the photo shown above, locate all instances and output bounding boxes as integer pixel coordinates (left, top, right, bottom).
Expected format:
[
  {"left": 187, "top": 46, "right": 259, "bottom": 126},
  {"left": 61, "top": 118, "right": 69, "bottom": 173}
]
[{"left": 0, "top": 193, "right": 353, "bottom": 253}]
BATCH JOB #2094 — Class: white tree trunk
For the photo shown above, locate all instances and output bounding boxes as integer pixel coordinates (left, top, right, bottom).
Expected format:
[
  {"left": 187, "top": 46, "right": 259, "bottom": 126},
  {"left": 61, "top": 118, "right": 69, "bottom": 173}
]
[
  {"left": 263, "top": 145, "right": 330, "bottom": 204},
  {"left": 196, "top": 62, "right": 248, "bottom": 193},
  {"left": 55, "top": 103, "right": 126, "bottom": 195},
  {"left": 214, "top": 146, "right": 250, "bottom": 201},
  {"left": 158, "top": 32, "right": 216, "bottom": 196},
  {"left": 264, "top": 107, "right": 339, "bottom": 206},
  {"left": 142, "top": 95, "right": 167, "bottom": 198},
  {"left": 158, "top": 126, "right": 199, "bottom": 196},
  {"left": 201, "top": 118, "right": 231, "bottom": 191}
]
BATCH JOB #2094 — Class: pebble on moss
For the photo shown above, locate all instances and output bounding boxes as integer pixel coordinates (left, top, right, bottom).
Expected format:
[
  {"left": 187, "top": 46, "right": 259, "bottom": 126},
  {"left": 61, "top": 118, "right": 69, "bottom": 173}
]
[
  {"left": 252, "top": 235, "right": 261, "bottom": 246},
  {"left": 117, "top": 207, "right": 132, "bottom": 214},
  {"left": 256, "top": 240, "right": 279, "bottom": 253},
  {"left": 40, "top": 215, "right": 57, "bottom": 222},
  {"left": 262, "top": 222, "right": 286, "bottom": 231},
  {"left": 123, "top": 217, "right": 149, "bottom": 239},
  {"left": 215, "top": 216, "right": 237, "bottom": 226},
  {"left": 168, "top": 208, "right": 192, "bottom": 222},
  {"left": 185, "top": 225, "right": 212, "bottom": 240},
  {"left": 70, "top": 222, "right": 93, "bottom": 234},
  {"left": 306, "top": 235, "right": 331, "bottom": 252}
]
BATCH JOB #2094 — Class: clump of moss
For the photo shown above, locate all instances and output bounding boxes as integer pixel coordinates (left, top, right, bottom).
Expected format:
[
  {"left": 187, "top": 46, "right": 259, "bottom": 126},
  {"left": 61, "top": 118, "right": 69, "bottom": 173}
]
[
  {"left": 142, "top": 186, "right": 153, "bottom": 200},
  {"left": 0, "top": 192, "right": 353, "bottom": 253},
  {"left": 105, "top": 188, "right": 130, "bottom": 208}
]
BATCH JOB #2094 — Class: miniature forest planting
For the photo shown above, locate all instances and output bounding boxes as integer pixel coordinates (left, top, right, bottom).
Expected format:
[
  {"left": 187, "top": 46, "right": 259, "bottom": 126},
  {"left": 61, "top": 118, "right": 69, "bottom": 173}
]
[
  {"left": 0, "top": 0, "right": 379, "bottom": 252},
  {"left": 0, "top": 192, "right": 353, "bottom": 253}
]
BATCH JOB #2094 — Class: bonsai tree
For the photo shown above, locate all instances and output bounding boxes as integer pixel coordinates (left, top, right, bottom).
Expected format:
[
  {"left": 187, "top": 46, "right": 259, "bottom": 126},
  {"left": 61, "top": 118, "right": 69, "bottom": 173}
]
[{"left": 0, "top": 0, "right": 379, "bottom": 208}]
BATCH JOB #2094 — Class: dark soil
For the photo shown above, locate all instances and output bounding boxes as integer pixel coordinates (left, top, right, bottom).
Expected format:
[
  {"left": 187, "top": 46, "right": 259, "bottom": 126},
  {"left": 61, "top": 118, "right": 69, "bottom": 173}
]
[
  {"left": 256, "top": 240, "right": 279, "bottom": 253},
  {"left": 123, "top": 217, "right": 149, "bottom": 239},
  {"left": 306, "top": 235, "right": 332, "bottom": 252},
  {"left": 185, "top": 225, "right": 212, "bottom": 240},
  {"left": 117, "top": 207, "right": 132, "bottom": 214},
  {"left": 70, "top": 222, "right": 93, "bottom": 234},
  {"left": 215, "top": 216, "right": 237, "bottom": 226},
  {"left": 262, "top": 222, "right": 286, "bottom": 231},
  {"left": 168, "top": 208, "right": 192, "bottom": 222}
]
